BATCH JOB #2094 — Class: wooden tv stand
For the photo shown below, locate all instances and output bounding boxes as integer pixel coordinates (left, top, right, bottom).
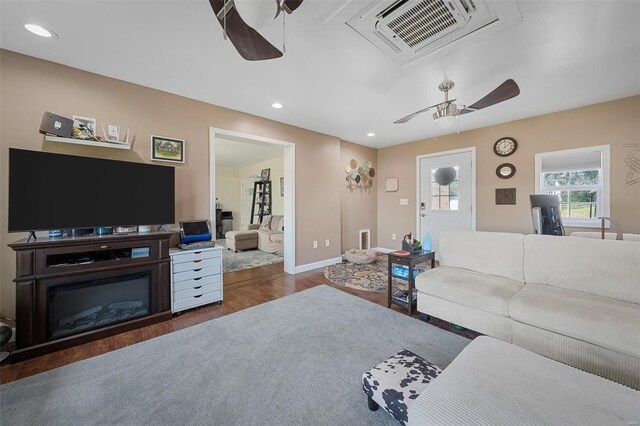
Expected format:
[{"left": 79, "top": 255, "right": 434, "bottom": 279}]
[{"left": 8, "top": 232, "right": 173, "bottom": 361}]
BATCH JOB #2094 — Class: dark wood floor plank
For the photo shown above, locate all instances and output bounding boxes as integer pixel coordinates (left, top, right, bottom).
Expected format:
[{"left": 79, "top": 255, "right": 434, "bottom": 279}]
[{"left": 0, "top": 265, "right": 477, "bottom": 384}]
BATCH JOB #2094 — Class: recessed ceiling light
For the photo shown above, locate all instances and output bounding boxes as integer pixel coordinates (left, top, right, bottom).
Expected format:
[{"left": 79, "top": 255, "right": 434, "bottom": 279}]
[
  {"left": 24, "top": 24, "right": 57, "bottom": 38},
  {"left": 367, "top": 132, "right": 375, "bottom": 137},
  {"left": 271, "top": 102, "right": 283, "bottom": 109}
]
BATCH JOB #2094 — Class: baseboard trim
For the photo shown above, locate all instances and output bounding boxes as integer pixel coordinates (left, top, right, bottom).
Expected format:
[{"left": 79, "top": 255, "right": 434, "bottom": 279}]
[{"left": 295, "top": 256, "right": 342, "bottom": 274}]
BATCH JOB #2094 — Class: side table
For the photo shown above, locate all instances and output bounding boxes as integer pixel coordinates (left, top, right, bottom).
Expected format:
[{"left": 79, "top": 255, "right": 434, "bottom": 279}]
[{"left": 387, "top": 250, "right": 436, "bottom": 316}]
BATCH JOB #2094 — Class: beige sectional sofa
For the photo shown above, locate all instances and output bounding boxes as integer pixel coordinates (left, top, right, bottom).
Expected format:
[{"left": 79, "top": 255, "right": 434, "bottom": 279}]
[
  {"left": 247, "top": 215, "right": 284, "bottom": 254},
  {"left": 415, "top": 230, "right": 640, "bottom": 389}
]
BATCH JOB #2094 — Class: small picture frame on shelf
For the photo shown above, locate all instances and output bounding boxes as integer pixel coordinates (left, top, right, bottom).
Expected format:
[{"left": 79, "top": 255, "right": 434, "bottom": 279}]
[
  {"left": 151, "top": 135, "right": 185, "bottom": 163},
  {"left": 72, "top": 115, "right": 97, "bottom": 140},
  {"left": 261, "top": 168, "right": 271, "bottom": 181}
]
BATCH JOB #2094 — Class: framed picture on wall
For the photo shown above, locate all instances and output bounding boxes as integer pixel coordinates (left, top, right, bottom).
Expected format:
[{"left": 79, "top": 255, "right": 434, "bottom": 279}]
[
  {"left": 151, "top": 135, "right": 185, "bottom": 163},
  {"left": 261, "top": 168, "right": 271, "bottom": 181}
]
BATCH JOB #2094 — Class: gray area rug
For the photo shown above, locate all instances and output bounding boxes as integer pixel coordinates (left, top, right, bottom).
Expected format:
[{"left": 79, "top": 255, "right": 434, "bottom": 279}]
[
  {"left": 217, "top": 238, "right": 284, "bottom": 273},
  {"left": 1, "top": 285, "right": 470, "bottom": 426}
]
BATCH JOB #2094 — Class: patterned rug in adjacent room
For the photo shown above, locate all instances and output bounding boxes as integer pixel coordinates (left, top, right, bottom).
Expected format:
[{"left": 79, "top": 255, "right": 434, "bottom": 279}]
[
  {"left": 324, "top": 252, "right": 434, "bottom": 293},
  {"left": 217, "top": 239, "right": 284, "bottom": 273}
]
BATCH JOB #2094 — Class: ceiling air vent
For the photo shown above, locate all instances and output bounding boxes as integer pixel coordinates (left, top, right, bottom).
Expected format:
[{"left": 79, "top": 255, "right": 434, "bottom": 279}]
[{"left": 344, "top": 0, "right": 521, "bottom": 67}]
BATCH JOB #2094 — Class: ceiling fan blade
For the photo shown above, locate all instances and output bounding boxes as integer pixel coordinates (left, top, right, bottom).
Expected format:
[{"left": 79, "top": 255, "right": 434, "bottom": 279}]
[
  {"left": 210, "top": 0, "right": 283, "bottom": 61},
  {"left": 459, "top": 79, "right": 520, "bottom": 115},
  {"left": 394, "top": 100, "right": 456, "bottom": 124},
  {"left": 283, "top": 0, "right": 303, "bottom": 13}
]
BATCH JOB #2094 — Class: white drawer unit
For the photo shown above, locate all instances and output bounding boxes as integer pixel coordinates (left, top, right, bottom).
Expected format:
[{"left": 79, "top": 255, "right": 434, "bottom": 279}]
[{"left": 169, "top": 246, "right": 223, "bottom": 313}]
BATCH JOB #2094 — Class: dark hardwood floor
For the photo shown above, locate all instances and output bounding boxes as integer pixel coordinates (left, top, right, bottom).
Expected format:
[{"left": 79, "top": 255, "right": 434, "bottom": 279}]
[{"left": 0, "top": 264, "right": 477, "bottom": 385}]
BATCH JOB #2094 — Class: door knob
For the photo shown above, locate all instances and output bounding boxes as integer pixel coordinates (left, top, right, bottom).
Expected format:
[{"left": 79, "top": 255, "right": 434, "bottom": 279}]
[{"left": 421, "top": 213, "right": 426, "bottom": 217}]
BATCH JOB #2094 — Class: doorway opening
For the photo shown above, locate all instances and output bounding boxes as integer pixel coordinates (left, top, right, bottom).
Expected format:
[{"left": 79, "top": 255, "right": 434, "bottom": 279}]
[
  {"left": 359, "top": 229, "right": 371, "bottom": 250},
  {"left": 416, "top": 147, "right": 476, "bottom": 254},
  {"left": 209, "top": 128, "right": 295, "bottom": 275}
]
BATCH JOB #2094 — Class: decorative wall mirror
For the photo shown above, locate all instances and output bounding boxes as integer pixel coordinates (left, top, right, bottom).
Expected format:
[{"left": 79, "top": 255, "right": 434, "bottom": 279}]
[{"left": 496, "top": 163, "right": 516, "bottom": 179}]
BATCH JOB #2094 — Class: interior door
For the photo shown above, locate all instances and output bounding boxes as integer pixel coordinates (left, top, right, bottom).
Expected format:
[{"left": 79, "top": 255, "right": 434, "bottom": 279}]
[{"left": 419, "top": 151, "right": 474, "bottom": 253}]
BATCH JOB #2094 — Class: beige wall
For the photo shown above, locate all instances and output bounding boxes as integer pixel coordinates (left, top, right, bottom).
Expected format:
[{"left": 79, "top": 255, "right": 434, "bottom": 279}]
[
  {"left": 377, "top": 96, "right": 640, "bottom": 249},
  {"left": 0, "top": 50, "right": 342, "bottom": 317},
  {"left": 238, "top": 156, "right": 285, "bottom": 217},
  {"left": 340, "top": 141, "right": 378, "bottom": 251},
  {"left": 215, "top": 166, "right": 241, "bottom": 230}
]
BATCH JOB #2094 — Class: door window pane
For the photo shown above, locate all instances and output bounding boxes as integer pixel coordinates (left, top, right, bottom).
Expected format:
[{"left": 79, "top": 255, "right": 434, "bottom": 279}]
[{"left": 430, "top": 166, "right": 459, "bottom": 211}]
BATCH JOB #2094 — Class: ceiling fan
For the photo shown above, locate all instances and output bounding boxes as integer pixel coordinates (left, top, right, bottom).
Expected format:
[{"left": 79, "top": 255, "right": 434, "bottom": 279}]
[
  {"left": 209, "top": 0, "right": 304, "bottom": 61},
  {"left": 394, "top": 79, "right": 520, "bottom": 129}
]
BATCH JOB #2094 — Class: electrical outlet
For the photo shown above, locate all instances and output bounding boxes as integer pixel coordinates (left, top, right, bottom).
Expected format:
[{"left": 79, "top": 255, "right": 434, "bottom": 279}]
[
  {"left": 325, "top": 239, "right": 330, "bottom": 247},
  {"left": 313, "top": 240, "right": 318, "bottom": 249},
  {"left": 400, "top": 199, "right": 408, "bottom": 205},
  {"left": 108, "top": 125, "right": 119, "bottom": 138},
  {"left": 392, "top": 234, "right": 397, "bottom": 240}
]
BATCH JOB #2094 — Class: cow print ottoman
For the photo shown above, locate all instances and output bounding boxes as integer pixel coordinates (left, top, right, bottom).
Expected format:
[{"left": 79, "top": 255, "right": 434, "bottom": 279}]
[{"left": 362, "top": 350, "right": 442, "bottom": 425}]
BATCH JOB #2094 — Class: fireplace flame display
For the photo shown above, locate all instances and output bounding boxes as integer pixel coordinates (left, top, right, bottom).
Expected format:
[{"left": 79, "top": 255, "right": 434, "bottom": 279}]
[
  {"left": 52, "top": 301, "right": 148, "bottom": 339},
  {"left": 47, "top": 272, "right": 151, "bottom": 340}
]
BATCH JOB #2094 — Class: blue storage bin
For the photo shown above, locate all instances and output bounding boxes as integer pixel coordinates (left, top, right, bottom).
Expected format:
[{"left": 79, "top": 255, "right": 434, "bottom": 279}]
[{"left": 391, "top": 265, "right": 424, "bottom": 280}]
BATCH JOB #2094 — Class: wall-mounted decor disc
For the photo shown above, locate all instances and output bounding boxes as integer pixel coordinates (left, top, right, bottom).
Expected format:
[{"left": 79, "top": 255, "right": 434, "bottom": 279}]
[
  {"left": 350, "top": 159, "right": 358, "bottom": 169},
  {"left": 350, "top": 169, "right": 358, "bottom": 179},
  {"left": 496, "top": 163, "right": 516, "bottom": 179},
  {"left": 367, "top": 160, "right": 372, "bottom": 168},
  {"left": 368, "top": 168, "right": 375, "bottom": 178},
  {"left": 345, "top": 164, "right": 352, "bottom": 173},
  {"left": 493, "top": 137, "right": 518, "bottom": 157}
]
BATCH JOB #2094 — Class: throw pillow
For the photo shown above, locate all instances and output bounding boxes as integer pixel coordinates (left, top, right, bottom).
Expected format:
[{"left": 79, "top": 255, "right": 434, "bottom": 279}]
[{"left": 259, "top": 215, "right": 272, "bottom": 230}]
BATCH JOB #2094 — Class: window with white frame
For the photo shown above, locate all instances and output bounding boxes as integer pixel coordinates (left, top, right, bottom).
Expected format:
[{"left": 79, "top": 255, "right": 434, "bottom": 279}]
[{"left": 535, "top": 145, "right": 610, "bottom": 228}]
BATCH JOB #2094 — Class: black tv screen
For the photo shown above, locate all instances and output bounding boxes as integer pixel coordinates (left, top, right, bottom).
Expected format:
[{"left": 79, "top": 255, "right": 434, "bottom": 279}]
[{"left": 8, "top": 149, "right": 175, "bottom": 232}]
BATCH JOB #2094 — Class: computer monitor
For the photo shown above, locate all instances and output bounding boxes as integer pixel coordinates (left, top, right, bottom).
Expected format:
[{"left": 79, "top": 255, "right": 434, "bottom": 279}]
[{"left": 530, "top": 194, "right": 565, "bottom": 236}]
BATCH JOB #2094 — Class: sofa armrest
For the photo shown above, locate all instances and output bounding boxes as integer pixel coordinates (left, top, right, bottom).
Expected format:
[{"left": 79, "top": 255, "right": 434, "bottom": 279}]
[{"left": 247, "top": 224, "right": 260, "bottom": 230}]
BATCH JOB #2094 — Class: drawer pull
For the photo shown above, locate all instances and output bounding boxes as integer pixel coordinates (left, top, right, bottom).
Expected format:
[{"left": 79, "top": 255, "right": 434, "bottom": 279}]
[
  {"left": 194, "top": 294, "right": 203, "bottom": 298},
  {"left": 193, "top": 268, "right": 202, "bottom": 272},
  {"left": 100, "top": 245, "right": 109, "bottom": 249},
  {"left": 194, "top": 251, "right": 202, "bottom": 254},
  {"left": 193, "top": 286, "right": 203, "bottom": 290},
  {"left": 193, "top": 259, "right": 202, "bottom": 263},
  {"left": 193, "top": 277, "right": 202, "bottom": 281}
]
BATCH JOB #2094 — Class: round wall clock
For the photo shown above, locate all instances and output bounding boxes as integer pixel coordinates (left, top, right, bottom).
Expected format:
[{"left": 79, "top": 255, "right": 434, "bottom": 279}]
[
  {"left": 493, "top": 137, "right": 518, "bottom": 157},
  {"left": 496, "top": 163, "right": 516, "bottom": 179}
]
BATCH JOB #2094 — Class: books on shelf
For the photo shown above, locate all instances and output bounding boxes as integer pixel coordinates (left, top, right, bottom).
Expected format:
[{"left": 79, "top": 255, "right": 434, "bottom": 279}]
[{"left": 392, "top": 290, "right": 417, "bottom": 304}]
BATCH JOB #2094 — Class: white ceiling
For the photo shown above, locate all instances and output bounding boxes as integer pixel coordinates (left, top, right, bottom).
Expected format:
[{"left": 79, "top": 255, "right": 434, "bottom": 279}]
[
  {"left": 215, "top": 137, "right": 284, "bottom": 168},
  {"left": 1, "top": 1, "right": 639, "bottom": 148}
]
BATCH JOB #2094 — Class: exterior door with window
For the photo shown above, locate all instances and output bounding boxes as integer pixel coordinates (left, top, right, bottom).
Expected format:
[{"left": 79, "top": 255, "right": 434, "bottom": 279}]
[{"left": 419, "top": 151, "right": 473, "bottom": 252}]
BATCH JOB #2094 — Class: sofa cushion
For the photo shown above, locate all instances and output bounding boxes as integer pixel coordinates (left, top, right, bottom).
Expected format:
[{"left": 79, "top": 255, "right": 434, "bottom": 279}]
[
  {"left": 524, "top": 235, "right": 640, "bottom": 304},
  {"left": 259, "top": 215, "right": 272, "bottom": 231},
  {"left": 409, "top": 336, "right": 640, "bottom": 426},
  {"left": 439, "top": 230, "right": 525, "bottom": 282},
  {"left": 415, "top": 267, "right": 524, "bottom": 317},
  {"left": 509, "top": 283, "right": 640, "bottom": 357},
  {"left": 270, "top": 215, "right": 284, "bottom": 232},
  {"left": 224, "top": 230, "right": 258, "bottom": 241}
]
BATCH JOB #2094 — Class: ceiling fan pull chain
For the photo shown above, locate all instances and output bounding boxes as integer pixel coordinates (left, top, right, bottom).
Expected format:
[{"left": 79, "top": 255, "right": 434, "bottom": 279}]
[{"left": 282, "top": 12, "right": 286, "bottom": 53}]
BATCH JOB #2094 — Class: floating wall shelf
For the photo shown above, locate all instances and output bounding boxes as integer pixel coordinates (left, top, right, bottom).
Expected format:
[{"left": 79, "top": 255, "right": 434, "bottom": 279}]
[{"left": 45, "top": 136, "right": 131, "bottom": 150}]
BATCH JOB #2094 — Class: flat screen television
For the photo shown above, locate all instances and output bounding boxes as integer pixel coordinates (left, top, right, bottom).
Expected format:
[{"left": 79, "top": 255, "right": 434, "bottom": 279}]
[{"left": 8, "top": 149, "right": 175, "bottom": 232}]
